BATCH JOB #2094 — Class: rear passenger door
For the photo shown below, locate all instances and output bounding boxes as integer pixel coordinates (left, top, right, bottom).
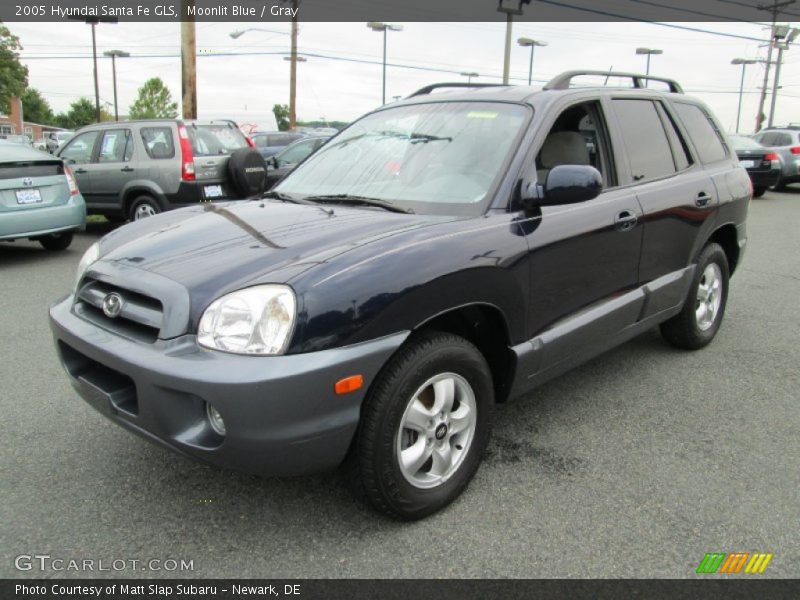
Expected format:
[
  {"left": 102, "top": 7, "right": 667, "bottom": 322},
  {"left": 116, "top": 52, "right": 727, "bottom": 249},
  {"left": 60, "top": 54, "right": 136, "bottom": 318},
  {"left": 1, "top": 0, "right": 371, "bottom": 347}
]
[
  {"left": 608, "top": 97, "right": 717, "bottom": 291},
  {"left": 90, "top": 128, "right": 136, "bottom": 208}
]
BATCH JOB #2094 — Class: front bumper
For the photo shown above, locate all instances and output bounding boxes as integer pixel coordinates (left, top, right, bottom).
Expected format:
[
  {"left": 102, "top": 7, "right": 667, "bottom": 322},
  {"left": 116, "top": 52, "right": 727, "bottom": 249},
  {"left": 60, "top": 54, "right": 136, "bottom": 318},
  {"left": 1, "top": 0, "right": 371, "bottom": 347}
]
[
  {"left": 0, "top": 194, "right": 86, "bottom": 240},
  {"left": 50, "top": 295, "right": 408, "bottom": 476}
]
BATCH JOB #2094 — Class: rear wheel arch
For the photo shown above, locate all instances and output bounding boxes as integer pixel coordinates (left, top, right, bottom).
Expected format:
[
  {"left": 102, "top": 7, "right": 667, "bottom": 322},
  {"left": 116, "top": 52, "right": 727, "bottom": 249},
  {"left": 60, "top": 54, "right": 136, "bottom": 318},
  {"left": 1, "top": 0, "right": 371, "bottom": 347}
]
[
  {"left": 705, "top": 223, "right": 740, "bottom": 275},
  {"left": 122, "top": 186, "right": 165, "bottom": 216}
]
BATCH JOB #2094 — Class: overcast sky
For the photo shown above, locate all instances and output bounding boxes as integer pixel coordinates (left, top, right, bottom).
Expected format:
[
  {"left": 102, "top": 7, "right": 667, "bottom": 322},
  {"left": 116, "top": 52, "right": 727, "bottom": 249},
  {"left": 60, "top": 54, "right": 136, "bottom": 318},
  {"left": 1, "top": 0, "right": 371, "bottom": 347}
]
[{"left": 9, "top": 20, "right": 800, "bottom": 133}]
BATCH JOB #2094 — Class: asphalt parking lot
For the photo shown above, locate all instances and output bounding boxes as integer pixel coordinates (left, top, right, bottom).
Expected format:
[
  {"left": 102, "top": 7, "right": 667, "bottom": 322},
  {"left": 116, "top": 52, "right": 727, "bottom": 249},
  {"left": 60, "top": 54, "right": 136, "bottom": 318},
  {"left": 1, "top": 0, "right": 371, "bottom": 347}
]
[{"left": 2, "top": 191, "right": 798, "bottom": 579}]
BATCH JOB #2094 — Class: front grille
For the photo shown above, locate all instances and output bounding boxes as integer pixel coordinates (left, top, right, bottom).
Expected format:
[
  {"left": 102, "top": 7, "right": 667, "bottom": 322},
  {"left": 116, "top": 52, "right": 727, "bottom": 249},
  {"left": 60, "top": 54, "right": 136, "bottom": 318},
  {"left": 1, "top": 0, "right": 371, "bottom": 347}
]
[{"left": 75, "top": 280, "right": 163, "bottom": 343}]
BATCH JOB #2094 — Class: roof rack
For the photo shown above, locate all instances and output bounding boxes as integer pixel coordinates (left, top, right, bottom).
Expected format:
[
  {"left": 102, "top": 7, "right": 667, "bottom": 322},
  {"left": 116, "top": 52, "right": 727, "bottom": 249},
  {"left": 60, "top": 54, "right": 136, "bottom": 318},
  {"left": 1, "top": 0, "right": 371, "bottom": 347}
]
[
  {"left": 544, "top": 70, "right": 683, "bottom": 94},
  {"left": 407, "top": 82, "right": 508, "bottom": 98}
]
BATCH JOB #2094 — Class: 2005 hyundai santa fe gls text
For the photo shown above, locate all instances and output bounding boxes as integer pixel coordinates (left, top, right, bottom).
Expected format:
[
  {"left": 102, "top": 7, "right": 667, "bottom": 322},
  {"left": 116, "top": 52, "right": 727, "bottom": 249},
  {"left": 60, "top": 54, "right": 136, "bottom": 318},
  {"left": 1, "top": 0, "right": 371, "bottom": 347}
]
[{"left": 50, "top": 71, "right": 750, "bottom": 519}]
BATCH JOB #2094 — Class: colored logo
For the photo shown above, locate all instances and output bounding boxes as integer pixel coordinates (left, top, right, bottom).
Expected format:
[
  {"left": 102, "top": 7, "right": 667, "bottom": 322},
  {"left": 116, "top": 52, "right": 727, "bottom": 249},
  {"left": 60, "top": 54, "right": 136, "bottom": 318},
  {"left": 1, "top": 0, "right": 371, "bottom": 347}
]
[{"left": 696, "top": 552, "right": 773, "bottom": 574}]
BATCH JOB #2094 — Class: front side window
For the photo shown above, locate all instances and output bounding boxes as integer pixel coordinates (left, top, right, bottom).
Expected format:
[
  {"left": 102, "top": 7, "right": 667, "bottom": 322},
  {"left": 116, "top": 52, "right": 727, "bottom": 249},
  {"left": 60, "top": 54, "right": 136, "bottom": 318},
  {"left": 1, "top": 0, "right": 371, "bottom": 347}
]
[
  {"left": 612, "top": 99, "right": 676, "bottom": 182},
  {"left": 60, "top": 131, "right": 99, "bottom": 164},
  {"left": 276, "top": 101, "right": 530, "bottom": 215}
]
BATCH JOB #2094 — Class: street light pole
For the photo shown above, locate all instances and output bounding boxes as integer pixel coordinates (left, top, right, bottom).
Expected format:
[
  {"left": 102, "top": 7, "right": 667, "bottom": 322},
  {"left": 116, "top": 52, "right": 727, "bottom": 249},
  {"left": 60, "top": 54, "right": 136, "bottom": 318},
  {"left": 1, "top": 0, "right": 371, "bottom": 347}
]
[
  {"left": 517, "top": 37, "right": 547, "bottom": 85},
  {"left": 70, "top": 16, "right": 117, "bottom": 122},
  {"left": 636, "top": 47, "right": 663, "bottom": 84},
  {"left": 497, "top": 1, "right": 530, "bottom": 85},
  {"left": 460, "top": 72, "right": 479, "bottom": 84},
  {"left": 368, "top": 22, "right": 403, "bottom": 105},
  {"left": 104, "top": 50, "right": 130, "bottom": 122}
]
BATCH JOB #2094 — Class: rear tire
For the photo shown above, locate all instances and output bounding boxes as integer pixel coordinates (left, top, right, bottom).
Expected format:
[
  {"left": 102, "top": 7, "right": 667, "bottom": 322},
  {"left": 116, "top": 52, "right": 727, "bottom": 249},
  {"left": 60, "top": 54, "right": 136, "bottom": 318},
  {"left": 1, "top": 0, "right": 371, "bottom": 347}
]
[
  {"left": 129, "top": 195, "right": 162, "bottom": 221},
  {"left": 771, "top": 172, "right": 786, "bottom": 191},
  {"left": 39, "top": 232, "right": 73, "bottom": 251},
  {"left": 346, "top": 331, "right": 494, "bottom": 520},
  {"left": 752, "top": 186, "right": 766, "bottom": 198},
  {"left": 660, "top": 243, "right": 729, "bottom": 350}
]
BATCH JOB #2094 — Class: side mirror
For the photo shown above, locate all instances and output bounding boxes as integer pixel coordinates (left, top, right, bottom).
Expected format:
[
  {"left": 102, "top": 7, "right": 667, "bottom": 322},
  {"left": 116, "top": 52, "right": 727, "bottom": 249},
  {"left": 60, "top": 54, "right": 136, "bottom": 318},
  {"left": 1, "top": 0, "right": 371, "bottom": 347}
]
[
  {"left": 522, "top": 164, "right": 603, "bottom": 207},
  {"left": 270, "top": 156, "right": 278, "bottom": 168}
]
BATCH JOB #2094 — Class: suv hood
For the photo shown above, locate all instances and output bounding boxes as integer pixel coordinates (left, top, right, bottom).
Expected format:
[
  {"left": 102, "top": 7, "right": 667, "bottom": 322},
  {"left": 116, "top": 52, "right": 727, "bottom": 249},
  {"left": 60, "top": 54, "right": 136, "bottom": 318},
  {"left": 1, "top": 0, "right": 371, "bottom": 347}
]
[{"left": 99, "top": 200, "right": 455, "bottom": 292}]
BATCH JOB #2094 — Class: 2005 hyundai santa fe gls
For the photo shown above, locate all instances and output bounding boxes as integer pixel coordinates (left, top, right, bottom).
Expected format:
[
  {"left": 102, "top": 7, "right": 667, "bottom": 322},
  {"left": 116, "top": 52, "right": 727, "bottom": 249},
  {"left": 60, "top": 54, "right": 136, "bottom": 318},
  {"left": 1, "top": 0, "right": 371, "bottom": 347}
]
[{"left": 50, "top": 71, "right": 750, "bottom": 519}]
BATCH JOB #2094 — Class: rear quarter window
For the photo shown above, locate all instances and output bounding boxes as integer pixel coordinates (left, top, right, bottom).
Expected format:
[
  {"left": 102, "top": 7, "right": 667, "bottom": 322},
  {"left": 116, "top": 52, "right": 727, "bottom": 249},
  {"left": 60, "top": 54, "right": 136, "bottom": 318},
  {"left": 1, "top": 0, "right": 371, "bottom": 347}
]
[
  {"left": 673, "top": 103, "right": 729, "bottom": 164},
  {"left": 140, "top": 127, "right": 175, "bottom": 159}
]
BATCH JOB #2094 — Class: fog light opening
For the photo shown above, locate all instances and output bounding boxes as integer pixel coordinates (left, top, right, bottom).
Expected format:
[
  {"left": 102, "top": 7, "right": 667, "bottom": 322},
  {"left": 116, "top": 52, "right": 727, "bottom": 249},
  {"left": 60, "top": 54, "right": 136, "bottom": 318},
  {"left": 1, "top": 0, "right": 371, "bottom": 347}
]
[{"left": 206, "top": 403, "right": 226, "bottom": 436}]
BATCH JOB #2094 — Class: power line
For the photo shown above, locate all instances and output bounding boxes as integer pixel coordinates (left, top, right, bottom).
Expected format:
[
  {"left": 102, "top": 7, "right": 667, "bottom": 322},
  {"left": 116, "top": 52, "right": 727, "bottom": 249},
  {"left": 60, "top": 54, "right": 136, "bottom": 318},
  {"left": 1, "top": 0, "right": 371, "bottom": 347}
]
[
  {"left": 711, "top": 0, "right": 800, "bottom": 18},
  {"left": 623, "top": 0, "right": 767, "bottom": 23}
]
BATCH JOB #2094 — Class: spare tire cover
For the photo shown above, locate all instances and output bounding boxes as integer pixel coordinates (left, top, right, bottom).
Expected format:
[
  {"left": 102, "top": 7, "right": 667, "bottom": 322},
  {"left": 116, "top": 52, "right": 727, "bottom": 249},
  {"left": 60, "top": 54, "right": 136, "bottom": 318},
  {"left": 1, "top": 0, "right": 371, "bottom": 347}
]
[{"left": 227, "top": 148, "right": 267, "bottom": 197}]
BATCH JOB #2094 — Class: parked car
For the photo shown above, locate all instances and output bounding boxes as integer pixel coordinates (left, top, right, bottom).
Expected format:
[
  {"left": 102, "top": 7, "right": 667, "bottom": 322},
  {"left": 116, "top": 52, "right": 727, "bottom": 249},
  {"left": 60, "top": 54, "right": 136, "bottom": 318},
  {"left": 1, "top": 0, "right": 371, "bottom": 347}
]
[
  {"left": 32, "top": 138, "right": 48, "bottom": 152},
  {"left": 51, "top": 71, "right": 749, "bottom": 519},
  {"left": 47, "top": 131, "right": 74, "bottom": 154},
  {"left": 728, "top": 135, "right": 780, "bottom": 197},
  {"left": 312, "top": 127, "right": 340, "bottom": 136},
  {"left": 250, "top": 131, "right": 306, "bottom": 158},
  {"left": 56, "top": 119, "right": 267, "bottom": 222},
  {"left": 1, "top": 134, "right": 32, "bottom": 146},
  {"left": 265, "top": 135, "right": 330, "bottom": 188},
  {"left": 0, "top": 141, "right": 86, "bottom": 250},
  {"left": 751, "top": 126, "right": 800, "bottom": 190}
]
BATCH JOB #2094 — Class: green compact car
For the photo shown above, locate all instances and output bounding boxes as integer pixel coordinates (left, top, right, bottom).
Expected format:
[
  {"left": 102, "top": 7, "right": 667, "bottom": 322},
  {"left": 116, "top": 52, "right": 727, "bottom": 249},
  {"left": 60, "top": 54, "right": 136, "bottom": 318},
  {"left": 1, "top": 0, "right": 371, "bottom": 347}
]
[{"left": 0, "top": 141, "right": 86, "bottom": 250}]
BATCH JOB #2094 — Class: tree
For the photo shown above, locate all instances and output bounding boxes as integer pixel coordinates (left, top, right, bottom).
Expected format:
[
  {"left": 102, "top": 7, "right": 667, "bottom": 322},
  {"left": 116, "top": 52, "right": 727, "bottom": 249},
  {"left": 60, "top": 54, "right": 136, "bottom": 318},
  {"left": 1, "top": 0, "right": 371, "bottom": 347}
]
[
  {"left": 56, "top": 98, "right": 97, "bottom": 130},
  {"left": 128, "top": 77, "right": 178, "bottom": 119},
  {"left": 21, "top": 88, "right": 55, "bottom": 125},
  {"left": 0, "top": 24, "right": 29, "bottom": 114},
  {"left": 273, "top": 103, "right": 290, "bottom": 131}
]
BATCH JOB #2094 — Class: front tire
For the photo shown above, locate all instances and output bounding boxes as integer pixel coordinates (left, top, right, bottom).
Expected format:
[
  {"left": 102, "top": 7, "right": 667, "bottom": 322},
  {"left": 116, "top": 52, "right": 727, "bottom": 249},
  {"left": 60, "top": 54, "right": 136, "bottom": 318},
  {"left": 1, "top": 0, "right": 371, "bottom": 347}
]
[
  {"left": 347, "top": 331, "right": 494, "bottom": 520},
  {"left": 660, "top": 243, "right": 729, "bottom": 350},
  {"left": 752, "top": 186, "right": 766, "bottom": 198},
  {"left": 38, "top": 232, "right": 73, "bottom": 251}
]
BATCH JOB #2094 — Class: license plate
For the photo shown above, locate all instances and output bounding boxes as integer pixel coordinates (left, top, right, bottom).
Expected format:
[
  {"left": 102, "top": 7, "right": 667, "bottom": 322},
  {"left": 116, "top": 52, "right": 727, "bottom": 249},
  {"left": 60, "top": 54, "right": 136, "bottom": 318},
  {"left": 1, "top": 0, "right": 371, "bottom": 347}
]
[
  {"left": 204, "top": 185, "right": 223, "bottom": 199},
  {"left": 739, "top": 160, "right": 756, "bottom": 169},
  {"left": 16, "top": 188, "right": 42, "bottom": 204}
]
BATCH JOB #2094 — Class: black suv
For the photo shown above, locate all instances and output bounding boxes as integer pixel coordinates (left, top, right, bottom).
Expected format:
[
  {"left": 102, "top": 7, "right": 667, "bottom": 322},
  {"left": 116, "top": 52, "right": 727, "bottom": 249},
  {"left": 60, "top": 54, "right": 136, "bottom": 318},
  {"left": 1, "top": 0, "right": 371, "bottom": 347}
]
[{"left": 50, "top": 71, "right": 749, "bottom": 519}]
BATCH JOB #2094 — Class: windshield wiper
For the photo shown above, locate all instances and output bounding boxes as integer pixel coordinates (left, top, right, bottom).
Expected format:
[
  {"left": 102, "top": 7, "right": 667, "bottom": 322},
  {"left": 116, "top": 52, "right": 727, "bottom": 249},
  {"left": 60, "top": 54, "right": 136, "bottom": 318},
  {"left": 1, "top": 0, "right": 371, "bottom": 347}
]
[
  {"left": 262, "top": 190, "right": 334, "bottom": 215},
  {"left": 410, "top": 133, "right": 452, "bottom": 144},
  {"left": 302, "top": 194, "right": 414, "bottom": 214}
]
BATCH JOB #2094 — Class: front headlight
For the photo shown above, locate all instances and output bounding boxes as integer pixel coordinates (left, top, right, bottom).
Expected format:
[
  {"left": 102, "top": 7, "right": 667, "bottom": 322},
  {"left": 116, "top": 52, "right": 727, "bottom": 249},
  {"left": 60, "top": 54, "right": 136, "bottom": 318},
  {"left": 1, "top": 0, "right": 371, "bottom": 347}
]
[
  {"left": 197, "top": 285, "right": 296, "bottom": 355},
  {"left": 74, "top": 241, "right": 100, "bottom": 294}
]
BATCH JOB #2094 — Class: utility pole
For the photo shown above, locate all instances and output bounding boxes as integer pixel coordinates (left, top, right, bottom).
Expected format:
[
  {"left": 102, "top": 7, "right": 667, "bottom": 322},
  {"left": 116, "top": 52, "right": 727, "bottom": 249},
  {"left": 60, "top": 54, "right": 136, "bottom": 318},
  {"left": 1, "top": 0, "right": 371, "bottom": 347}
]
[
  {"left": 104, "top": 50, "right": 129, "bottom": 121},
  {"left": 768, "top": 27, "right": 799, "bottom": 127},
  {"left": 755, "top": 1, "right": 796, "bottom": 132},
  {"left": 289, "top": 0, "right": 299, "bottom": 129},
  {"left": 181, "top": 0, "right": 197, "bottom": 119},
  {"left": 498, "top": 0, "right": 531, "bottom": 85}
]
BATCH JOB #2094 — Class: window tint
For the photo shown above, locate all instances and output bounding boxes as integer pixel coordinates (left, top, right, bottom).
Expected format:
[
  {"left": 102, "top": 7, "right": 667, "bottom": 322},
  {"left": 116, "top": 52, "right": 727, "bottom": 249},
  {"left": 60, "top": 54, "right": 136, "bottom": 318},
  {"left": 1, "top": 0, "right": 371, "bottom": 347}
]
[
  {"left": 98, "top": 129, "right": 132, "bottom": 163},
  {"left": 673, "top": 103, "right": 728, "bottom": 164},
  {"left": 658, "top": 105, "right": 692, "bottom": 170},
  {"left": 612, "top": 99, "right": 676, "bottom": 181},
  {"left": 60, "top": 131, "right": 99, "bottom": 164},
  {"left": 140, "top": 127, "right": 175, "bottom": 159}
]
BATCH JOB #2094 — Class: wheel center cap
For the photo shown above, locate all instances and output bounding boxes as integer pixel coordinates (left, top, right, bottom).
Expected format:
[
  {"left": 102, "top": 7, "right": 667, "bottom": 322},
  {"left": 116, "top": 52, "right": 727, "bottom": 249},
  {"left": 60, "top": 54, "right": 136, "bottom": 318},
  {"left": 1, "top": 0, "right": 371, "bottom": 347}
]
[{"left": 434, "top": 423, "right": 448, "bottom": 440}]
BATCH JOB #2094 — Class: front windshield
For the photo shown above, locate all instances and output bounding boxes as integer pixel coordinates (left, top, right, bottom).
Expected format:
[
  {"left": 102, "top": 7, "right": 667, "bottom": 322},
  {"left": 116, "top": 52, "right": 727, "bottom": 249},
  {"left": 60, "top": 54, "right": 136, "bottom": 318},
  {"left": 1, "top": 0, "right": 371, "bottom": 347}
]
[{"left": 275, "top": 102, "right": 530, "bottom": 215}]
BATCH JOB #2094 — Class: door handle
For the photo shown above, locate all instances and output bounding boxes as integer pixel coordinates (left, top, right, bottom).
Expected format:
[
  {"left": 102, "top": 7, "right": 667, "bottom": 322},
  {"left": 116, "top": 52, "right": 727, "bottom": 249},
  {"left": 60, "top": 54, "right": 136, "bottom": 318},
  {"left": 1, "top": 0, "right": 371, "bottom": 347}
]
[
  {"left": 615, "top": 210, "right": 638, "bottom": 231},
  {"left": 120, "top": 166, "right": 134, "bottom": 172},
  {"left": 695, "top": 192, "right": 712, "bottom": 207}
]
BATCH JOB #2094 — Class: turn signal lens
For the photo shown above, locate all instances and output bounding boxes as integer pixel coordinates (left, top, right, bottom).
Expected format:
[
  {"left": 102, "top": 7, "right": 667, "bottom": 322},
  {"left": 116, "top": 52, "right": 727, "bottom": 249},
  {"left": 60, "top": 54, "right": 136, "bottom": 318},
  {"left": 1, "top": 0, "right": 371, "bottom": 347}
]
[{"left": 335, "top": 375, "right": 364, "bottom": 395}]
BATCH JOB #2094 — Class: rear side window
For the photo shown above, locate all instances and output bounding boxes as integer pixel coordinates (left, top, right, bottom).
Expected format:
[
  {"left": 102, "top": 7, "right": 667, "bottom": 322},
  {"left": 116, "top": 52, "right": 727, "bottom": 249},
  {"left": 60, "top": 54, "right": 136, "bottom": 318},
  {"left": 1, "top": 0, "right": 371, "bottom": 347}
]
[
  {"left": 776, "top": 133, "right": 793, "bottom": 146},
  {"left": 140, "top": 127, "right": 175, "bottom": 159},
  {"left": 612, "top": 99, "right": 676, "bottom": 182},
  {"left": 673, "top": 103, "right": 728, "bottom": 164},
  {"left": 98, "top": 129, "right": 133, "bottom": 163}
]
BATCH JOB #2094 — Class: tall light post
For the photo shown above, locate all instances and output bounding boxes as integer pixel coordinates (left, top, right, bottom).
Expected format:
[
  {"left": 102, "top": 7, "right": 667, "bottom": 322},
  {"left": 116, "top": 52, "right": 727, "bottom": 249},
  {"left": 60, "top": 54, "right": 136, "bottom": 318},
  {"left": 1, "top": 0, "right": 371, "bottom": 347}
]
[
  {"left": 70, "top": 16, "right": 117, "bottom": 122},
  {"left": 367, "top": 22, "right": 403, "bottom": 105},
  {"left": 517, "top": 37, "right": 547, "bottom": 85},
  {"left": 731, "top": 58, "right": 761, "bottom": 133},
  {"left": 460, "top": 71, "right": 479, "bottom": 84},
  {"left": 498, "top": 0, "right": 531, "bottom": 85},
  {"left": 636, "top": 47, "right": 663, "bottom": 82},
  {"left": 229, "top": 26, "right": 294, "bottom": 129},
  {"left": 103, "top": 50, "right": 129, "bottom": 122}
]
